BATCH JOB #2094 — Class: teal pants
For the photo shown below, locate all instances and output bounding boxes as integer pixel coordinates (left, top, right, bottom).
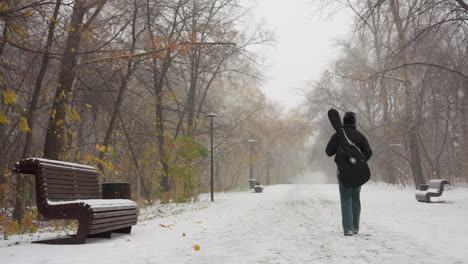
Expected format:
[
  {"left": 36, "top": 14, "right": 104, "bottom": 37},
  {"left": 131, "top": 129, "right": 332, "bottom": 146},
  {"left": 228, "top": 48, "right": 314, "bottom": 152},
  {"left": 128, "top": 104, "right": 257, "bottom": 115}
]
[{"left": 338, "top": 181, "right": 361, "bottom": 233}]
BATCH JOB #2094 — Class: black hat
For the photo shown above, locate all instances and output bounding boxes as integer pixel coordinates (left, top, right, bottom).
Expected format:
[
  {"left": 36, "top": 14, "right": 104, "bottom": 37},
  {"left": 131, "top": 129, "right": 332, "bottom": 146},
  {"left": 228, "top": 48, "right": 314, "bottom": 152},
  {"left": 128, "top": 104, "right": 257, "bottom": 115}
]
[{"left": 343, "top": 112, "right": 356, "bottom": 125}]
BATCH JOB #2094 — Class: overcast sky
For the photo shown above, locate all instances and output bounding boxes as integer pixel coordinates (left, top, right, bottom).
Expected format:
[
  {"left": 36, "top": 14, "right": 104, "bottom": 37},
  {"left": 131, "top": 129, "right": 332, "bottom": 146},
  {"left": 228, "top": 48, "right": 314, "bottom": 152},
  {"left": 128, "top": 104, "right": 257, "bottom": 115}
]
[{"left": 252, "top": 0, "right": 353, "bottom": 109}]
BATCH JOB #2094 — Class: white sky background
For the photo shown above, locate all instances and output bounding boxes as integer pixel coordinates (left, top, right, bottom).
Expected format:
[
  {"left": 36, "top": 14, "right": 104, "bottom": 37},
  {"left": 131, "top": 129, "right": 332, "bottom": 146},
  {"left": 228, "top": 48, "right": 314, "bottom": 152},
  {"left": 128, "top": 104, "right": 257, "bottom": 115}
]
[{"left": 251, "top": 0, "right": 353, "bottom": 109}]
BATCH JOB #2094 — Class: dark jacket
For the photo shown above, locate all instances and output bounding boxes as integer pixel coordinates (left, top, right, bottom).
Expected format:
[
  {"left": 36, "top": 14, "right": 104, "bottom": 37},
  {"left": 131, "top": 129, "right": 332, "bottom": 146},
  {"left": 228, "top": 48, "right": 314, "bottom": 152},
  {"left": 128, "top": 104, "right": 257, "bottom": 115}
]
[{"left": 325, "top": 124, "right": 372, "bottom": 167}]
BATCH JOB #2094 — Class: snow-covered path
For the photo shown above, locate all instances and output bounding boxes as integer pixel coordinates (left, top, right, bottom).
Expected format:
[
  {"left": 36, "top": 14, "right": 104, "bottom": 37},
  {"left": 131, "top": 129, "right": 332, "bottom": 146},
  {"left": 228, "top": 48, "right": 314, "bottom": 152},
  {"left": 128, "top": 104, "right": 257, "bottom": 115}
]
[{"left": 1, "top": 184, "right": 467, "bottom": 264}]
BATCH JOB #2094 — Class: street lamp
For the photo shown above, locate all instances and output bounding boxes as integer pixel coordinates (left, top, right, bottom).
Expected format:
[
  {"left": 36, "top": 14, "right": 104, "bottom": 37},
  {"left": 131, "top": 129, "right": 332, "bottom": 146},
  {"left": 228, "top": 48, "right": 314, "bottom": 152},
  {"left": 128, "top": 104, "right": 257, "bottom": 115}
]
[
  {"left": 247, "top": 139, "right": 255, "bottom": 188},
  {"left": 206, "top": 113, "right": 217, "bottom": 202}
]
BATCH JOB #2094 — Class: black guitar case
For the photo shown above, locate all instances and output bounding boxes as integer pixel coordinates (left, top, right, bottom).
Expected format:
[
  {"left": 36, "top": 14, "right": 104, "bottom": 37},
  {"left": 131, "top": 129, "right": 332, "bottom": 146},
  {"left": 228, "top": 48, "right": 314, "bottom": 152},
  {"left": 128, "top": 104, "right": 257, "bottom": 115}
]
[{"left": 327, "top": 109, "right": 370, "bottom": 187}]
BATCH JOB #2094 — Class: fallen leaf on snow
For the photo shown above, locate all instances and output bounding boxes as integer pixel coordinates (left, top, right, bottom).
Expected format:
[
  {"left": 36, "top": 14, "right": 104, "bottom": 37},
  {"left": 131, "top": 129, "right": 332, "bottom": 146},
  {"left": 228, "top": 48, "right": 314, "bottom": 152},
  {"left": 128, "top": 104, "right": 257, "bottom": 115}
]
[{"left": 194, "top": 244, "right": 200, "bottom": 251}]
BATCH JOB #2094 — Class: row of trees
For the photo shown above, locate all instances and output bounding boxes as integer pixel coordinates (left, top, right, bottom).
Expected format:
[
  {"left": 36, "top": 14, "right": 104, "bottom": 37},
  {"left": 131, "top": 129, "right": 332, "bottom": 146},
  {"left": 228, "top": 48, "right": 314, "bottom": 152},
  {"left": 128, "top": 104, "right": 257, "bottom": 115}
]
[
  {"left": 306, "top": 0, "right": 468, "bottom": 187},
  {"left": 0, "top": 0, "right": 311, "bottom": 230}
]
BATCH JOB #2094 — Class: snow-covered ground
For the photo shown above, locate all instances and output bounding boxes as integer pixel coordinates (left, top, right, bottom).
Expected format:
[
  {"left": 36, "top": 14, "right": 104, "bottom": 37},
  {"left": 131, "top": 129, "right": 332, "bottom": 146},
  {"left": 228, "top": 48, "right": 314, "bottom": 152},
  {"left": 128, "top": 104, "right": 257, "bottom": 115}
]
[{"left": 1, "top": 184, "right": 467, "bottom": 264}]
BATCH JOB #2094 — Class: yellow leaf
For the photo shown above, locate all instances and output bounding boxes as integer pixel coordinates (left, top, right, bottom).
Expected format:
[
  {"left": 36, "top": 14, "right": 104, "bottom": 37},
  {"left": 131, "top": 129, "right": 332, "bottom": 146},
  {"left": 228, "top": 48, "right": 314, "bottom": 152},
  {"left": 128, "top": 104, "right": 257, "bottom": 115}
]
[
  {"left": 69, "top": 108, "right": 80, "bottom": 122},
  {"left": 51, "top": 109, "right": 56, "bottom": 119},
  {"left": 70, "top": 48, "right": 76, "bottom": 52},
  {"left": 85, "top": 104, "right": 92, "bottom": 108},
  {"left": 3, "top": 89, "right": 17, "bottom": 105},
  {"left": 56, "top": 119, "right": 64, "bottom": 126},
  {"left": 0, "top": 113, "right": 11, "bottom": 125},
  {"left": 95, "top": 144, "right": 106, "bottom": 153},
  {"left": 23, "top": 11, "right": 32, "bottom": 18},
  {"left": 194, "top": 245, "right": 200, "bottom": 251},
  {"left": 0, "top": 3, "right": 10, "bottom": 12},
  {"left": 39, "top": 8, "right": 46, "bottom": 16},
  {"left": 19, "top": 117, "right": 31, "bottom": 132}
]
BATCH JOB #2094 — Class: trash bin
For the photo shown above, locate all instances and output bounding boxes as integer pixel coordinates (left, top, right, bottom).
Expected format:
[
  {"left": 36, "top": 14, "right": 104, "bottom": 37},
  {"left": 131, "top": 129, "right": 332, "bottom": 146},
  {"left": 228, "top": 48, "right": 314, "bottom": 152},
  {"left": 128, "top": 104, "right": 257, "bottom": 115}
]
[{"left": 102, "top": 182, "right": 131, "bottom": 199}]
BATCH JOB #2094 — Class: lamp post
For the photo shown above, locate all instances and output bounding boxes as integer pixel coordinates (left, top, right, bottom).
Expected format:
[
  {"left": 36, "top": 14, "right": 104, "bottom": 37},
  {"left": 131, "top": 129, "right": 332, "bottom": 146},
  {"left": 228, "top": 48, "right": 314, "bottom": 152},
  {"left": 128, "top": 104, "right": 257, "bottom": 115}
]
[
  {"left": 247, "top": 139, "right": 255, "bottom": 186},
  {"left": 206, "top": 113, "right": 217, "bottom": 202}
]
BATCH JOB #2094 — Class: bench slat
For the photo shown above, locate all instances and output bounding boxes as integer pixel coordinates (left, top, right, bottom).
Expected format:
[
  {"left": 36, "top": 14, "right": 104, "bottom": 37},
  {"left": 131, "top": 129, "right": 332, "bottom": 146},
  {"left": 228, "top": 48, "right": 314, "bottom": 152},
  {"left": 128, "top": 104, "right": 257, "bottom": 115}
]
[
  {"left": 41, "top": 188, "right": 100, "bottom": 196},
  {"left": 91, "top": 214, "right": 137, "bottom": 225},
  {"left": 41, "top": 178, "right": 99, "bottom": 186},
  {"left": 88, "top": 222, "right": 137, "bottom": 235},
  {"left": 41, "top": 183, "right": 100, "bottom": 191},
  {"left": 47, "top": 193, "right": 100, "bottom": 199},
  {"left": 39, "top": 169, "right": 97, "bottom": 179},
  {"left": 46, "top": 197, "right": 80, "bottom": 202},
  {"left": 46, "top": 167, "right": 96, "bottom": 175},
  {"left": 90, "top": 204, "right": 137, "bottom": 213},
  {"left": 40, "top": 174, "right": 98, "bottom": 184},
  {"left": 38, "top": 163, "right": 97, "bottom": 174},
  {"left": 92, "top": 209, "right": 138, "bottom": 219},
  {"left": 90, "top": 219, "right": 137, "bottom": 231}
]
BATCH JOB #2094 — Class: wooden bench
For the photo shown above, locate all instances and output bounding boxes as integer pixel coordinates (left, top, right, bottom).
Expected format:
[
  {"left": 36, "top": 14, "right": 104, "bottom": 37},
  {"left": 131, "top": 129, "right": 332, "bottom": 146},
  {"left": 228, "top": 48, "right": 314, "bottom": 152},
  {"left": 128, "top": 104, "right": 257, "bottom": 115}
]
[
  {"left": 415, "top": 179, "right": 450, "bottom": 203},
  {"left": 14, "top": 158, "right": 138, "bottom": 244}
]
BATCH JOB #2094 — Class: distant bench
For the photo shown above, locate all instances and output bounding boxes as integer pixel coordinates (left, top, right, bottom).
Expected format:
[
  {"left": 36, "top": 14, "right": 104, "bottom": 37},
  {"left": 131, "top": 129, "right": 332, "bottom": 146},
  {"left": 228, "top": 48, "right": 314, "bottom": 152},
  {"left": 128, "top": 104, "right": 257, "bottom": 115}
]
[
  {"left": 248, "top": 179, "right": 264, "bottom": 193},
  {"left": 415, "top": 179, "right": 450, "bottom": 203},
  {"left": 14, "top": 158, "right": 138, "bottom": 244}
]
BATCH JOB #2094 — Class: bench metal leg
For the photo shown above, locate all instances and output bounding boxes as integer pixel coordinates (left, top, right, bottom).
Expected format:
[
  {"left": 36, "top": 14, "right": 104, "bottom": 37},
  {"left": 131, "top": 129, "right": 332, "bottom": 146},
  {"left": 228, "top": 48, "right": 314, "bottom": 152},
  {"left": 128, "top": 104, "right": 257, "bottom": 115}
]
[
  {"left": 88, "top": 231, "right": 112, "bottom": 239},
  {"left": 32, "top": 231, "right": 87, "bottom": 244},
  {"left": 32, "top": 215, "right": 89, "bottom": 244},
  {"left": 112, "top": 226, "right": 132, "bottom": 234},
  {"left": 32, "top": 235, "right": 87, "bottom": 245}
]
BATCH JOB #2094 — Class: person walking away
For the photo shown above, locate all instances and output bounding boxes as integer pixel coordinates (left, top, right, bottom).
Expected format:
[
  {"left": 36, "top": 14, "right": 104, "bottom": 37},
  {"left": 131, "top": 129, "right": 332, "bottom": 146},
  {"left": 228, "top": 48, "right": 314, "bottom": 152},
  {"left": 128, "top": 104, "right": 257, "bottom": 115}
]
[{"left": 325, "top": 112, "right": 372, "bottom": 236}]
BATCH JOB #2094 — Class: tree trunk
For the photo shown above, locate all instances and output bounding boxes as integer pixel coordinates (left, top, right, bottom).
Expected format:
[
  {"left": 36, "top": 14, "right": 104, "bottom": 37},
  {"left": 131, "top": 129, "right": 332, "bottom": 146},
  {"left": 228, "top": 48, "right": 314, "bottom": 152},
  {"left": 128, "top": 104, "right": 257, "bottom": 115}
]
[
  {"left": 187, "top": 5, "right": 200, "bottom": 135},
  {"left": 187, "top": 49, "right": 199, "bottom": 134},
  {"left": 146, "top": 0, "right": 172, "bottom": 192},
  {"left": 23, "top": 0, "right": 61, "bottom": 159},
  {"left": 12, "top": 172, "right": 25, "bottom": 223},
  {"left": 119, "top": 112, "right": 150, "bottom": 199},
  {"left": 43, "top": 0, "right": 107, "bottom": 160},
  {"left": 462, "top": 80, "right": 468, "bottom": 181},
  {"left": 389, "top": 0, "right": 424, "bottom": 188},
  {"left": 154, "top": 65, "right": 170, "bottom": 192},
  {"left": 0, "top": 20, "right": 8, "bottom": 57},
  {"left": 43, "top": 1, "right": 88, "bottom": 160},
  {"left": 265, "top": 155, "right": 271, "bottom": 185}
]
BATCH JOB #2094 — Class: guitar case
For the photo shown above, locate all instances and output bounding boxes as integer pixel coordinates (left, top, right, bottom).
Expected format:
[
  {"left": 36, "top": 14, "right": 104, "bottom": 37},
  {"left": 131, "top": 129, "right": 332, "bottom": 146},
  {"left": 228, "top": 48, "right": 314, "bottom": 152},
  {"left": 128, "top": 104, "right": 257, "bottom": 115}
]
[{"left": 328, "top": 109, "right": 370, "bottom": 187}]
